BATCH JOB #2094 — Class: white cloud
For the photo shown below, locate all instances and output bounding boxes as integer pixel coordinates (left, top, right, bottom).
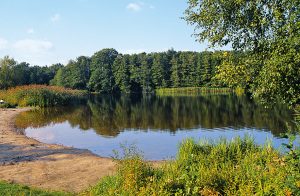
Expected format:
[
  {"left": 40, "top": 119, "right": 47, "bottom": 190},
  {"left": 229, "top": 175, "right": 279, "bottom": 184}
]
[
  {"left": 50, "top": 13, "right": 61, "bottom": 22},
  {"left": 126, "top": 2, "right": 155, "bottom": 12},
  {"left": 0, "top": 38, "right": 8, "bottom": 50},
  {"left": 27, "top": 28, "right": 35, "bottom": 34},
  {"left": 13, "top": 39, "right": 53, "bottom": 53},
  {"left": 126, "top": 2, "right": 142, "bottom": 12}
]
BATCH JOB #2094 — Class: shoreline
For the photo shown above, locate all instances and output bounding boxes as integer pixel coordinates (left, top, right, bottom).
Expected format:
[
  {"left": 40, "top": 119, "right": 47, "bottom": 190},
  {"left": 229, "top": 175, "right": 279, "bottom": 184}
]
[{"left": 0, "top": 108, "right": 116, "bottom": 192}]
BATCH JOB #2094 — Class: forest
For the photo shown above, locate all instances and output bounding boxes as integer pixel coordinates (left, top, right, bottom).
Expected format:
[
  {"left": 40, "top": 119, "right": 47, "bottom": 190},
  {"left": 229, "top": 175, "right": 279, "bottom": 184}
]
[{"left": 0, "top": 50, "right": 235, "bottom": 93}]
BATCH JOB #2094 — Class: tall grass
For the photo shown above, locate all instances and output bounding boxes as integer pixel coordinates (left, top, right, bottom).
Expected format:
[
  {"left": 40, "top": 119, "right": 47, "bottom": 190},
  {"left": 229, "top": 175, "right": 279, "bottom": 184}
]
[
  {"left": 0, "top": 85, "right": 87, "bottom": 107},
  {"left": 156, "top": 87, "right": 233, "bottom": 96},
  {"left": 87, "top": 137, "right": 299, "bottom": 195},
  {"left": 0, "top": 181, "right": 69, "bottom": 196}
]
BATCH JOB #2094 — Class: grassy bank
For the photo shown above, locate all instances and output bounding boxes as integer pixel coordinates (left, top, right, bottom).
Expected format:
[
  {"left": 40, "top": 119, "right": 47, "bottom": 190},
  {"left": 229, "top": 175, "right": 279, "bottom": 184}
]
[
  {"left": 0, "top": 181, "right": 68, "bottom": 196},
  {"left": 87, "top": 137, "right": 300, "bottom": 195},
  {"left": 156, "top": 87, "right": 233, "bottom": 96},
  {"left": 0, "top": 85, "right": 87, "bottom": 107},
  {"left": 1, "top": 137, "right": 299, "bottom": 195}
]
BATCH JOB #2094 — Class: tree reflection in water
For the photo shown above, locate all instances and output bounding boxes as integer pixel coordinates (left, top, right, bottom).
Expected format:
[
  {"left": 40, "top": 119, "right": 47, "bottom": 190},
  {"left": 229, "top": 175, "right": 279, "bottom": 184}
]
[{"left": 15, "top": 94, "right": 295, "bottom": 138}]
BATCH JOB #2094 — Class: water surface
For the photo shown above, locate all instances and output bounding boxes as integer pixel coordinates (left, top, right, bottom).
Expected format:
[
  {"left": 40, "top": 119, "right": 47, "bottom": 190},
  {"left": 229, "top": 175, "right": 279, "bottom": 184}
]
[{"left": 16, "top": 94, "right": 296, "bottom": 160}]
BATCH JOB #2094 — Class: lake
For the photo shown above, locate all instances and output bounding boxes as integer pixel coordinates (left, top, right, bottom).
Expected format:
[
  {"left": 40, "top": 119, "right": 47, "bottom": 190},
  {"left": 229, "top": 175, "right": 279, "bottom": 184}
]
[{"left": 15, "top": 94, "right": 297, "bottom": 160}]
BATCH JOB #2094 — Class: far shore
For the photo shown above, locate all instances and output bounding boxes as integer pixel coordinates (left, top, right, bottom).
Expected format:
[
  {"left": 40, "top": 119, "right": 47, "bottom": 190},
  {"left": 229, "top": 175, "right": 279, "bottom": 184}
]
[{"left": 0, "top": 108, "right": 116, "bottom": 192}]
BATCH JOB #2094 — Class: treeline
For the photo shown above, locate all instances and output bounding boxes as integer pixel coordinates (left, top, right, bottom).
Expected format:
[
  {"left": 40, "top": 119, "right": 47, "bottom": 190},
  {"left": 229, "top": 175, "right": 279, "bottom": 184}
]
[
  {"left": 0, "top": 49, "right": 237, "bottom": 93},
  {"left": 51, "top": 48, "right": 230, "bottom": 93},
  {"left": 0, "top": 56, "right": 62, "bottom": 89}
]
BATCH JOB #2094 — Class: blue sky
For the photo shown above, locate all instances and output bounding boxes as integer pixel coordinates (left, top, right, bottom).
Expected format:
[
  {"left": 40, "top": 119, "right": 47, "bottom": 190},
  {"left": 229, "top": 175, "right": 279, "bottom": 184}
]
[{"left": 0, "top": 0, "right": 213, "bottom": 66}]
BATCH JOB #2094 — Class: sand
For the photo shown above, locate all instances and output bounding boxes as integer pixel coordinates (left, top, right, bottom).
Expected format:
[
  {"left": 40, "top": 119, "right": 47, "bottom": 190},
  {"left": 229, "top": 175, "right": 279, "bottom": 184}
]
[{"left": 0, "top": 108, "right": 116, "bottom": 193}]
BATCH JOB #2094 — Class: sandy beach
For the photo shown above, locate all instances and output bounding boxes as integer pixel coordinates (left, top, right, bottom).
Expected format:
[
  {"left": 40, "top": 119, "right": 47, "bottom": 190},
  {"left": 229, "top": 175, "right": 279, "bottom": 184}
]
[{"left": 0, "top": 108, "right": 116, "bottom": 192}]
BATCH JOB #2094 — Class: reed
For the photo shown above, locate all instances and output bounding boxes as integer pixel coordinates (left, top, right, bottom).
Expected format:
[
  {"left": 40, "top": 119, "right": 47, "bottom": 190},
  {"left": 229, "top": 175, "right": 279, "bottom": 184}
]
[
  {"left": 0, "top": 85, "right": 87, "bottom": 107},
  {"left": 156, "top": 87, "right": 233, "bottom": 96}
]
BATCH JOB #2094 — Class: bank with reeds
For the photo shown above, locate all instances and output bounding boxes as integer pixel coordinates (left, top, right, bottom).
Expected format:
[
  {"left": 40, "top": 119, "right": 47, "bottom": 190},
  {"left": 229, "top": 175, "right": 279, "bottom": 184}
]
[
  {"left": 86, "top": 136, "right": 300, "bottom": 196},
  {"left": 0, "top": 85, "right": 87, "bottom": 107},
  {"left": 1, "top": 136, "right": 299, "bottom": 195},
  {"left": 156, "top": 87, "right": 233, "bottom": 96}
]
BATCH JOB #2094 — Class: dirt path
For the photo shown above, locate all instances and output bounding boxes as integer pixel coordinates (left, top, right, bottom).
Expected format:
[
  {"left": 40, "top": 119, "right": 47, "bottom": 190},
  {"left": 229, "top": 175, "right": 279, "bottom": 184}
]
[{"left": 0, "top": 108, "right": 116, "bottom": 193}]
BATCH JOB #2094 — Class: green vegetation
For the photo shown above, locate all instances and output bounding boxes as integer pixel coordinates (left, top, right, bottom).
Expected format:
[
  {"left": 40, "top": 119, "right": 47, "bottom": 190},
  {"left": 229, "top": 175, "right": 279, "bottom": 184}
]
[
  {"left": 156, "top": 87, "right": 233, "bottom": 96},
  {"left": 86, "top": 137, "right": 300, "bottom": 195},
  {"left": 184, "top": 0, "right": 300, "bottom": 106},
  {"left": 0, "top": 0, "right": 299, "bottom": 194},
  {"left": 0, "top": 85, "right": 86, "bottom": 107},
  {"left": 0, "top": 102, "right": 16, "bottom": 108},
  {"left": 0, "top": 181, "right": 68, "bottom": 196},
  {"left": 0, "top": 56, "right": 62, "bottom": 89},
  {"left": 0, "top": 1, "right": 298, "bottom": 105},
  {"left": 52, "top": 49, "right": 229, "bottom": 94},
  {"left": 1, "top": 136, "right": 299, "bottom": 195},
  {"left": 0, "top": 50, "right": 233, "bottom": 95}
]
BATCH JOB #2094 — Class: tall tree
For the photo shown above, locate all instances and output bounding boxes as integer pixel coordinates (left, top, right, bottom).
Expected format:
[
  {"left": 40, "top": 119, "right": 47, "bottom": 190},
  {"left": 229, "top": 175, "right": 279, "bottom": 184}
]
[
  {"left": 185, "top": 0, "right": 300, "bottom": 105},
  {"left": 89, "top": 49, "right": 118, "bottom": 92},
  {"left": 140, "top": 54, "right": 153, "bottom": 93},
  {"left": 13, "top": 62, "right": 30, "bottom": 86},
  {"left": 170, "top": 55, "right": 181, "bottom": 87},
  {"left": 113, "top": 55, "right": 131, "bottom": 93},
  {"left": 151, "top": 53, "right": 165, "bottom": 88},
  {"left": 0, "top": 56, "right": 17, "bottom": 89}
]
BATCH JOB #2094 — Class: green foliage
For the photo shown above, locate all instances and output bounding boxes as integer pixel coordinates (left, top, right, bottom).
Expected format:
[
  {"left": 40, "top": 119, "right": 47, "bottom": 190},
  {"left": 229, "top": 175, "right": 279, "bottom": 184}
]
[
  {"left": 184, "top": 0, "right": 300, "bottom": 106},
  {"left": 184, "top": 0, "right": 286, "bottom": 51},
  {"left": 0, "top": 181, "right": 69, "bottom": 196},
  {"left": 87, "top": 137, "right": 299, "bottom": 195},
  {"left": 1, "top": 48, "right": 237, "bottom": 94},
  {"left": 0, "top": 85, "right": 86, "bottom": 107},
  {"left": 113, "top": 55, "right": 131, "bottom": 93},
  {"left": 0, "top": 56, "right": 17, "bottom": 89},
  {"left": 140, "top": 54, "right": 154, "bottom": 93},
  {"left": 282, "top": 134, "right": 300, "bottom": 195},
  {"left": 254, "top": 37, "right": 300, "bottom": 105},
  {"left": 88, "top": 49, "right": 118, "bottom": 93},
  {"left": 214, "top": 52, "right": 252, "bottom": 89},
  {"left": 0, "top": 56, "right": 63, "bottom": 90},
  {"left": 281, "top": 107, "right": 300, "bottom": 194},
  {"left": 51, "top": 57, "right": 90, "bottom": 90}
]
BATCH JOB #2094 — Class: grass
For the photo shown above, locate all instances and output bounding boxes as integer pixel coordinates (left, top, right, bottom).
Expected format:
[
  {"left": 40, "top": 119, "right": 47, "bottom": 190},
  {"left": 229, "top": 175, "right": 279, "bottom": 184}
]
[
  {"left": 0, "top": 85, "right": 87, "bottom": 107},
  {"left": 156, "top": 87, "right": 233, "bottom": 96},
  {"left": 0, "top": 181, "right": 69, "bottom": 196},
  {"left": 87, "top": 136, "right": 300, "bottom": 196},
  {"left": 1, "top": 137, "right": 299, "bottom": 195}
]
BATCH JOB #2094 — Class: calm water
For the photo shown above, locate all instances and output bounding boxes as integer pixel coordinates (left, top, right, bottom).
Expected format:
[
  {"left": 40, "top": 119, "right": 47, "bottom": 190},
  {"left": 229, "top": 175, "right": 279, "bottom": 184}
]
[{"left": 15, "top": 94, "right": 297, "bottom": 160}]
